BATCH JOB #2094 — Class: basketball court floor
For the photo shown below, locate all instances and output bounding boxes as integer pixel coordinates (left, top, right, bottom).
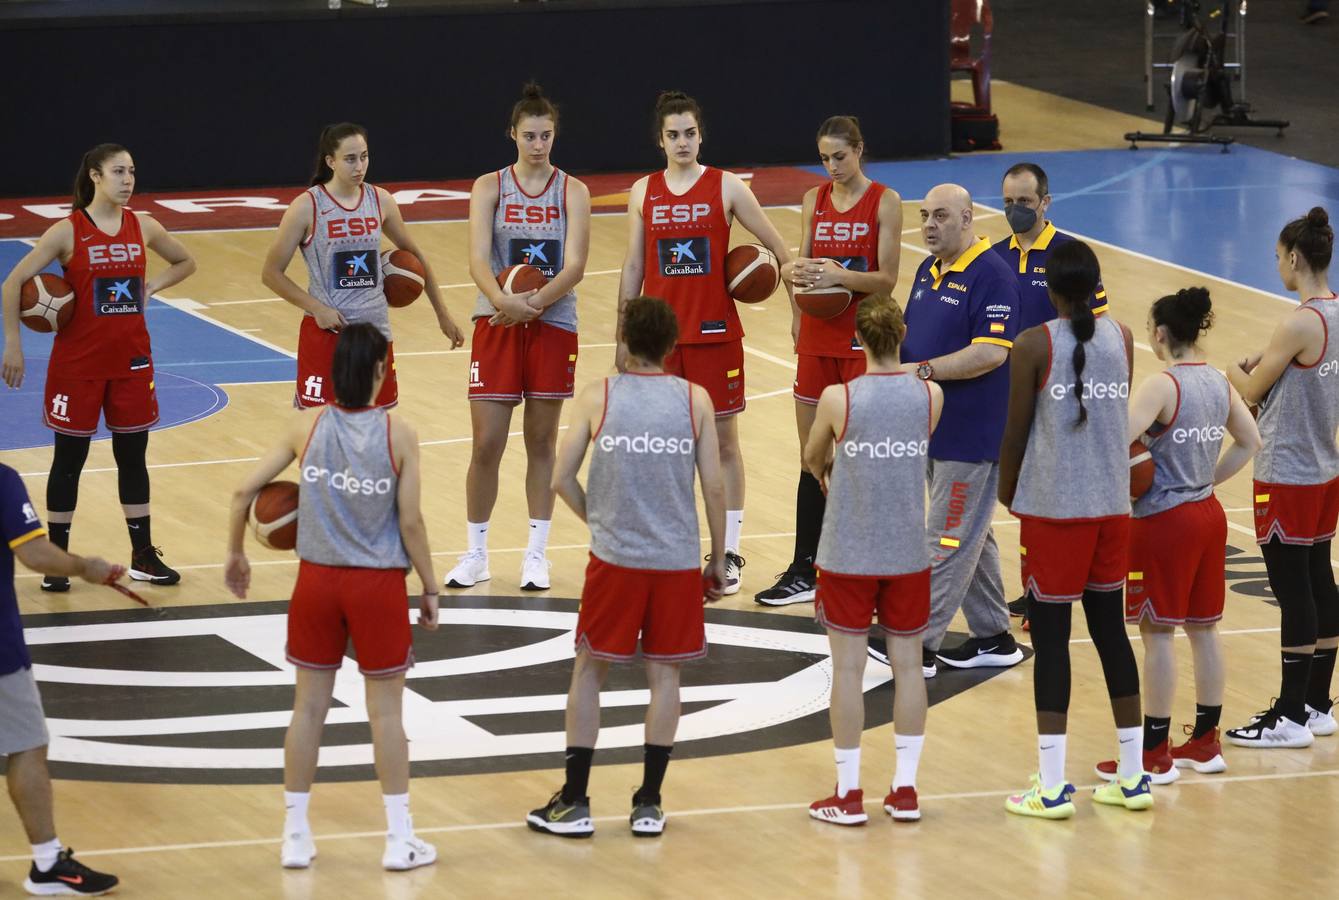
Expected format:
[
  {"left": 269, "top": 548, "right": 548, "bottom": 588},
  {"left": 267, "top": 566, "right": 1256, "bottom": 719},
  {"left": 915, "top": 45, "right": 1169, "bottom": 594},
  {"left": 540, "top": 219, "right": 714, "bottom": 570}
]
[{"left": 1, "top": 84, "right": 1337, "bottom": 897}]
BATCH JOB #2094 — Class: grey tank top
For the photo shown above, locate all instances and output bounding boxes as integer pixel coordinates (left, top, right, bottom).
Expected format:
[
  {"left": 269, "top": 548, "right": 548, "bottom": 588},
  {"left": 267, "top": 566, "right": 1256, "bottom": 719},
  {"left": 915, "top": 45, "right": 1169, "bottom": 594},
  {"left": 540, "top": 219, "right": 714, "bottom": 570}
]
[
  {"left": 587, "top": 374, "right": 699, "bottom": 570},
  {"left": 815, "top": 374, "right": 932, "bottom": 576},
  {"left": 472, "top": 167, "right": 577, "bottom": 332},
  {"left": 1255, "top": 297, "right": 1339, "bottom": 485},
  {"left": 1012, "top": 317, "right": 1131, "bottom": 520},
  {"left": 299, "top": 184, "right": 391, "bottom": 339},
  {"left": 297, "top": 406, "right": 408, "bottom": 570},
  {"left": 1133, "top": 363, "right": 1229, "bottom": 519}
]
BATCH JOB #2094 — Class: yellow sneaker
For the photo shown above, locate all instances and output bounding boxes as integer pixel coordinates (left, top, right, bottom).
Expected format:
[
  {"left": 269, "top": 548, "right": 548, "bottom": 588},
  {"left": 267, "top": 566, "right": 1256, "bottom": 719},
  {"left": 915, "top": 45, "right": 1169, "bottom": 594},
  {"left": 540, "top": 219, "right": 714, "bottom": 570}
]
[
  {"left": 1004, "top": 774, "right": 1076, "bottom": 820},
  {"left": 1092, "top": 772, "right": 1154, "bottom": 811}
]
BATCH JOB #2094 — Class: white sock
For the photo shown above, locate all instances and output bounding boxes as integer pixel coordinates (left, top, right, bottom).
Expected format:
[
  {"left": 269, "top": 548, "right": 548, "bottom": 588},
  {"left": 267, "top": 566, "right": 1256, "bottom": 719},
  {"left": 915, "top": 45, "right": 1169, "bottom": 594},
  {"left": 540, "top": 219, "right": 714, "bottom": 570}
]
[
  {"left": 892, "top": 733, "right": 924, "bottom": 790},
  {"left": 467, "top": 521, "right": 489, "bottom": 554},
  {"left": 834, "top": 746, "right": 861, "bottom": 797},
  {"left": 1038, "top": 734, "right": 1067, "bottom": 790},
  {"left": 31, "top": 838, "right": 61, "bottom": 873},
  {"left": 1116, "top": 725, "right": 1143, "bottom": 780},
  {"left": 725, "top": 510, "right": 744, "bottom": 553},
  {"left": 383, "top": 793, "right": 412, "bottom": 839},
  {"left": 283, "top": 791, "right": 310, "bottom": 835},
  {"left": 527, "top": 518, "right": 551, "bottom": 556}
]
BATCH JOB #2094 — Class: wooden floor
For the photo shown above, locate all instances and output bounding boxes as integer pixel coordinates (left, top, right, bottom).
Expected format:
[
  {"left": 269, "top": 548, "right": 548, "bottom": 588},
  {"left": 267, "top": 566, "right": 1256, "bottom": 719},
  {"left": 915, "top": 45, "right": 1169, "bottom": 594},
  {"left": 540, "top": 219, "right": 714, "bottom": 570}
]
[{"left": 3, "top": 84, "right": 1337, "bottom": 898}]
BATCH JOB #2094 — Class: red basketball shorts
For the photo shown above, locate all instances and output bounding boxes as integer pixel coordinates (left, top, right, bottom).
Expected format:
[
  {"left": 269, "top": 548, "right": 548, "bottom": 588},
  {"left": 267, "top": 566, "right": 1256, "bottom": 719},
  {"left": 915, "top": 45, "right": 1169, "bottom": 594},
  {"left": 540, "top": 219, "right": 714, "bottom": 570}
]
[
  {"left": 43, "top": 367, "right": 158, "bottom": 436},
  {"left": 1253, "top": 476, "right": 1339, "bottom": 546},
  {"left": 1126, "top": 495, "right": 1227, "bottom": 625},
  {"left": 815, "top": 567, "right": 930, "bottom": 636},
  {"left": 295, "top": 316, "right": 398, "bottom": 409},
  {"left": 1018, "top": 514, "right": 1130, "bottom": 603},
  {"left": 664, "top": 339, "right": 744, "bottom": 417},
  {"left": 793, "top": 354, "right": 866, "bottom": 405},
  {"left": 467, "top": 319, "right": 577, "bottom": 402},
  {"left": 287, "top": 560, "right": 413, "bottom": 677},
  {"left": 575, "top": 554, "right": 706, "bottom": 662}
]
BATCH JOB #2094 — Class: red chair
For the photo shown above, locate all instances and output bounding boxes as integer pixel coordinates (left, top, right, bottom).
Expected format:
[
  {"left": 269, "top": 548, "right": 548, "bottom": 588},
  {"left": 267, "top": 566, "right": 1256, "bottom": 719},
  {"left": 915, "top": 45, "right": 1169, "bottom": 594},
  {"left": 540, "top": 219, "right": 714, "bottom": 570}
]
[{"left": 950, "top": 0, "right": 993, "bottom": 113}]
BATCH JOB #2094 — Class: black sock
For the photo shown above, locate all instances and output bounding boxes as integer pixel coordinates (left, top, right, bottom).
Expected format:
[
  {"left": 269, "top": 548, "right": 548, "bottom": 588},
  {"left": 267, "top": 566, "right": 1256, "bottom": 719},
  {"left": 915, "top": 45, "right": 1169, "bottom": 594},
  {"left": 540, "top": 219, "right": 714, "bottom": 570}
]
[
  {"left": 1192, "top": 703, "right": 1221, "bottom": 739},
  {"left": 1143, "top": 715, "right": 1171, "bottom": 750},
  {"left": 1279, "top": 651, "right": 1313, "bottom": 723},
  {"left": 792, "top": 472, "right": 824, "bottom": 573},
  {"left": 1307, "top": 647, "right": 1337, "bottom": 713},
  {"left": 635, "top": 744, "right": 673, "bottom": 805},
  {"left": 561, "top": 746, "right": 594, "bottom": 803},
  {"left": 47, "top": 522, "right": 71, "bottom": 552},
  {"left": 126, "top": 516, "right": 152, "bottom": 553}
]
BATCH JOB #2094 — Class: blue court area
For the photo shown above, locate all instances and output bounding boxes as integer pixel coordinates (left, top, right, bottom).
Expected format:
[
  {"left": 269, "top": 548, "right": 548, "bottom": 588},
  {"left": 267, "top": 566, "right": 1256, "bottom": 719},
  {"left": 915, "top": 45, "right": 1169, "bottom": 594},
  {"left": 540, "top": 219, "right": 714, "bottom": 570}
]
[
  {"left": 834, "top": 144, "right": 1339, "bottom": 298},
  {"left": 0, "top": 240, "right": 294, "bottom": 452}
]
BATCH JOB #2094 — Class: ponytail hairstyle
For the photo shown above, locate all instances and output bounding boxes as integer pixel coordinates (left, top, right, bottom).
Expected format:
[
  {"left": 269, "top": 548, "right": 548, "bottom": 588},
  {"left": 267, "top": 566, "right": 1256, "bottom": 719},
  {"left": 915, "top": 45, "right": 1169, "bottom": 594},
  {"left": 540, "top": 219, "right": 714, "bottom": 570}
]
[
  {"left": 1046, "top": 239, "right": 1102, "bottom": 427},
  {"left": 854, "top": 291, "right": 905, "bottom": 362},
  {"left": 816, "top": 115, "right": 865, "bottom": 152},
  {"left": 331, "top": 323, "right": 389, "bottom": 408},
  {"left": 1278, "top": 206, "right": 1333, "bottom": 274},
  {"left": 653, "top": 90, "right": 704, "bottom": 144},
  {"left": 623, "top": 295, "right": 680, "bottom": 363},
  {"left": 1151, "top": 286, "right": 1213, "bottom": 349},
  {"left": 71, "top": 143, "right": 131, "bottom": 210},
  {"left": 309, "top": 122, "right": 368, "bottom": 187},
  {"left": 509, "top": 81, "right": 559, "bottom": 135}
]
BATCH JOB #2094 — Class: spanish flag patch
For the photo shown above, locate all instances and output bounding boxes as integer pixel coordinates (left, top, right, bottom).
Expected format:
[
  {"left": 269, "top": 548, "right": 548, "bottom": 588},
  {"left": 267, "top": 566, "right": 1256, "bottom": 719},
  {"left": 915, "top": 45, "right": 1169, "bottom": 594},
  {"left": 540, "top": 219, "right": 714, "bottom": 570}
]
[
  {"left": 727, "top": 368, "right": 740, "bottom": 378},
  {"left": 1255, "top": 494, "right": 1270, "bottom": 503},
  {"left": 1128, "top": 571, "right": 1144, "bottom": 581},
  {"left": 939, "top": 536, "right": 960, "bottom": 548},
  {"left": 989, "top": 322, "right": 1006, "bottom": 334},
  {"left": 568, "top": 354, "right": 577, "bottom": 362}
]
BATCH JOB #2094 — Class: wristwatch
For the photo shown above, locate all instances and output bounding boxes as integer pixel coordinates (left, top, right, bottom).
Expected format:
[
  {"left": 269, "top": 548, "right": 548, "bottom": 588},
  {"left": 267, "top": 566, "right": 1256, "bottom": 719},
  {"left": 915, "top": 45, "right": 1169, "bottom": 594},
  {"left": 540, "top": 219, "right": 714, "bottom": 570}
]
[{"left": 915, "top": 360, "right": 935, "bottom": 381}]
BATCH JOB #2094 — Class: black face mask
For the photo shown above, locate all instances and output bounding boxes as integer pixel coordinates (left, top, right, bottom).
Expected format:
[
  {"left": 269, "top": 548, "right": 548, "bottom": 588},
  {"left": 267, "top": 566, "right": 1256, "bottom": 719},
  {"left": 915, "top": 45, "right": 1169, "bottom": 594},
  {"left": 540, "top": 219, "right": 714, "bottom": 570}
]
[{"left": 1004, "top": 203, "right": 1039, "bottom": 234}]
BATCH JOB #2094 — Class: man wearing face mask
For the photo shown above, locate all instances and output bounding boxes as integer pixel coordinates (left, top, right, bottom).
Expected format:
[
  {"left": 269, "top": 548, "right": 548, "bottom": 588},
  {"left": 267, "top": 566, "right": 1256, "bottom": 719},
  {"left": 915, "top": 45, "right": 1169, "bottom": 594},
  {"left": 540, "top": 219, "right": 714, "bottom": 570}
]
[{"left": 993, "top": 162, "right": 1110, "bottom": 627}]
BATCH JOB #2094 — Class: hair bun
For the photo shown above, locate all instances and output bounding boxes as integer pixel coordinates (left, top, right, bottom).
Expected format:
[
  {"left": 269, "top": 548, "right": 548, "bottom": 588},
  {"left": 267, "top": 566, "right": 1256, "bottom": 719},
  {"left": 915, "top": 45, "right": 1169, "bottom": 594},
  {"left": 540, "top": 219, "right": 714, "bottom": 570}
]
[
  {"left": 657, "top": 90, "right": 689, "bottom": 104},
  {"left": 1307, "top": 206, "right": 1330, "bottom": 230},
  {"left": 521, "top": 81, "right": 545, "bottom": 100}
]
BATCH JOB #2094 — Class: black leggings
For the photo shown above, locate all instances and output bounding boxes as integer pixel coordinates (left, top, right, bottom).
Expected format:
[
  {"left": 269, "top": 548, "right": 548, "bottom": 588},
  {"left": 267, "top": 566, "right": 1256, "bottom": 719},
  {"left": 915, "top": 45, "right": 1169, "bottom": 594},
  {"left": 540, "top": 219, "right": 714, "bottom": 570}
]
[
  {"left": 1029, "top": 588, "right": 1141, "bottom": 714},
  {"left": 46, "top": 431, "right": 149, "bottom": 513},
  {"left": 1262, "top": 538, "right": 1339, "bottom": 646}
]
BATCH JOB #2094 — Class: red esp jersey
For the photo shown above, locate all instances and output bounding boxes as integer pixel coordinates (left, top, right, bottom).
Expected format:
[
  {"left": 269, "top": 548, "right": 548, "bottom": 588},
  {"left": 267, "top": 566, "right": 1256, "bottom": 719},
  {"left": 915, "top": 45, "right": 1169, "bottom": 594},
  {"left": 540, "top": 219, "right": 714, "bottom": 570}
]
[
  {"left": 56, "top": 209, "right": 151, "bottom": 378},
  {"left": 798, "top": 181, "right": 887, "bottom": 358},
  {"left": 641, "top": 166, "right": 740, "bottom": 344}
]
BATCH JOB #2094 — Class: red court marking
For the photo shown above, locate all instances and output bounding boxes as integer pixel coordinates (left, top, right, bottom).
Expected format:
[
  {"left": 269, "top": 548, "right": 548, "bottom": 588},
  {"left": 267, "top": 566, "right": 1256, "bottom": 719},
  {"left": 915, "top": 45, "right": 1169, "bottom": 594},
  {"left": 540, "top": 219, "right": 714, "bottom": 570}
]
[{"left": 0, "top": 167, "right": 824, "bottom": 239}]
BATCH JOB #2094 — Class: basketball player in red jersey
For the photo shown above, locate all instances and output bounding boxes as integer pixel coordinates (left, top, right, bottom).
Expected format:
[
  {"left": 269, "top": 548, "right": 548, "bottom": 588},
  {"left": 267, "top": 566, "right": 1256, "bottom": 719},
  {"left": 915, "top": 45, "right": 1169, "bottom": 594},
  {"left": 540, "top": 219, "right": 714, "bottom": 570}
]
[
  {"left": 618, "top": 91, "right": 794, "bottom": 596},
  {"left": 1, "top": 143, "right": 196, "bottom": 590},
  {"left": 262, "top": 123, "right": 464, "bottom": 410},
  {"left": 756, "top": 115, "right": 903, "bottom": 607},
  {"left": 446, "top": 83, "right": 591, "bottom": 593}
]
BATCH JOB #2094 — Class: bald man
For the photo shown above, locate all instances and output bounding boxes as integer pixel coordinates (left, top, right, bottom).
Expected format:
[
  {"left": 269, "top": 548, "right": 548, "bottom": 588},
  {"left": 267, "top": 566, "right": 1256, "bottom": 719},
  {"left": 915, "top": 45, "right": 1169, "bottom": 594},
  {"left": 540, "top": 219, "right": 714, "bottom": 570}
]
[{"left": 868, "top": 184, "right": 1024, "bottom": 677}]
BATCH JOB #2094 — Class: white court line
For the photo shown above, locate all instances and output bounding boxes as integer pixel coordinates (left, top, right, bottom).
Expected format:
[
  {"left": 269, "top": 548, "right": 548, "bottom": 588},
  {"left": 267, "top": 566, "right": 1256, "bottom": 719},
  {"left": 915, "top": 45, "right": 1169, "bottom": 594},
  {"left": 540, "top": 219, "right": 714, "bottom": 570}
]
[
  {"left": 1, "top": 765, "right": 1331, "bottom": 863},
  {"left": 201, "top": 269, "right": 625, "bottom": 307}
]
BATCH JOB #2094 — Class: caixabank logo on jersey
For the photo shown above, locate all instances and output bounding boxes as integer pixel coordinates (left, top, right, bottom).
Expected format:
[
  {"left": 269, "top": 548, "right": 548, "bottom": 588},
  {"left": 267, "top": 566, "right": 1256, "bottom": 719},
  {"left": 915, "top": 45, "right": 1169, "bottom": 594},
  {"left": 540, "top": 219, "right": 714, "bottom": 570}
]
[
  {"left": 657, "top": 238, "right": 710, "bottom": 277},
  {"left": 93, "top": 276, "right": 143, "bottom": 315},
  {"left": 508, "top": 239, "right": 561, "bottom": 278},
  {"left": 333, "top": 250, "right": 378, "bottom": 290},
  {"left": 24, "top": 596, "right": 1021, "bottom": 785}
]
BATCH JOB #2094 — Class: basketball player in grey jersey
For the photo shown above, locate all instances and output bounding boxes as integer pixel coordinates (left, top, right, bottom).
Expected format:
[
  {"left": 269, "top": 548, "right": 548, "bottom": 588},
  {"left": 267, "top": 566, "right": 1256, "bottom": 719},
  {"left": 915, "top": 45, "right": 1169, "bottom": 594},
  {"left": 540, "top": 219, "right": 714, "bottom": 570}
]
[
  {"left": 448, "top": 84, "right": 592, "bottom": 593},
  {"left": 226, "top": 324, "right": 441, "bottom": 872},
  {"left": 804, "top": 293, "right": 942, "bottom": 826},
  {"left": 1227, "top": 207, "right": 1339, "bottom": 748},
  {"left": 528, "top": 296, "right": 724, "bottom": 839},
  {"left": 262, "top": 123, "right": 463, "bottom": 409}
]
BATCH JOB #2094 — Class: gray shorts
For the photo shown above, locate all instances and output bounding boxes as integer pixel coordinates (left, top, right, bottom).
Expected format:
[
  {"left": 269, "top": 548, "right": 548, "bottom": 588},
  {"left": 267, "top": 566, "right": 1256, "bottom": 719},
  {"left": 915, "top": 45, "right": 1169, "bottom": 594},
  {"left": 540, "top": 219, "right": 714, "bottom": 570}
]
[{"left": 0, "top": 666, "right": 49, "bottom": 756}]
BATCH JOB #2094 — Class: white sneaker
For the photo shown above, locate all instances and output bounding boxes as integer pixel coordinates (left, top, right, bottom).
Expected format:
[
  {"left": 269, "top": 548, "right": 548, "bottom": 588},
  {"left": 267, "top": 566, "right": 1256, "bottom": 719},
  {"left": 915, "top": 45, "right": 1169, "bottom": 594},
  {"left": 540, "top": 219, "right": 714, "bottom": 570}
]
[
  {"left": 281, "top": 830, "right": 316, "bottom": 868},
  {"left": 722, "top": 551, "right": 745, "bottom": 596},
  {"left": 520, "top": 551, "right": 551, "bottom": 591},
  {"left": 382, "top": 834, "right": 437, "bottom": 871},
  {"left": 1306, "top": 703, "right": 1338, "bottom": 736},
  {"left": 1226, "top": 709, "right": 1315, "bottom": 749},
  {"left": 444, "top": 549, "right": 489, "bottom": 588}
]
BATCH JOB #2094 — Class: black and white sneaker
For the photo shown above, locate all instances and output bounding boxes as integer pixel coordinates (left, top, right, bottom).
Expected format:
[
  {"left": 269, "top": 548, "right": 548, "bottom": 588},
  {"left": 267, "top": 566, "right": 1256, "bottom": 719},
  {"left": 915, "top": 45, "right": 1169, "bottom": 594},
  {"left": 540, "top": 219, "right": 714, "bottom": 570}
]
[
  {"left": 40, "top": 576, "right": 70, "bottom": 593},
  {"left": 753, "top": 565, "right": 816, "bottom": 606},
  {"left": 707, "top": 552, "right": 746, "bottom": 596},
  {"left": 865, "top": 637, "right": 937, "bottom": 678},
  {"left": 24, "top": 848, "right": 119, "bottom": 896},
  {"left": 1007, "top": 596, "right": 1028, "bottom": 617},
  {"left": 129, "top": 546, "right": 180, "bottom": 586},
  {"left": 936, "top": 632, "right": 1025, "bottom": 669},
  {"left": 1226, "top": 707, "right": 1315, "bottom": 749}
]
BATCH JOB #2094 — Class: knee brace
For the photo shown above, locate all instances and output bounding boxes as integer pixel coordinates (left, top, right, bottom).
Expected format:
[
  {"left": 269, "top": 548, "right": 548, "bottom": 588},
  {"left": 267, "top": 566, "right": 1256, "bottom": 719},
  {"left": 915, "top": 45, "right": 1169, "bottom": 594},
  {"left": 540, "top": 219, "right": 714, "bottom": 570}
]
[
  {"left": 1310, "top": 541, "right": 1339, "bottom": 640},
  {"left": 46, "top": 433, "right": 91, "bottom": 513},
  {"left": 111, "top": 430, "right": 150, "bottom": 506},
  {"left": 1264, "top": 540, "right": 1318, "bottom": 647},
  {"left": 1083, "top": 588, "right": 1140, "bottom": 699},
  {"left": 1028, "top": 597, "right": 1072, "bottom": 714}
]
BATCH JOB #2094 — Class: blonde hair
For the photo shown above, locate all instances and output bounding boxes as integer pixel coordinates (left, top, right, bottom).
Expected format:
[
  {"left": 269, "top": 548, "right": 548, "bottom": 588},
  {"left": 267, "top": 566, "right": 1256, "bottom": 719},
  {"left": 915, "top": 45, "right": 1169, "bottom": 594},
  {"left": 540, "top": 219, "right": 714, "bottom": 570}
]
[{"left": 854, "top": 292, "right": 906, "bottom": 361}]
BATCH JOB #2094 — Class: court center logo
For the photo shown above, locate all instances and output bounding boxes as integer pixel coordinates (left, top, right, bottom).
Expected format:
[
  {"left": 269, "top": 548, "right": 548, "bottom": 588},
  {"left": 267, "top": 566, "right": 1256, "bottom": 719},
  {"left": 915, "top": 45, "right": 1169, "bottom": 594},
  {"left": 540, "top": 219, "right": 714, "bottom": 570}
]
[{"left": 26, "top": 596, "right": 1016, "bottom": 784}]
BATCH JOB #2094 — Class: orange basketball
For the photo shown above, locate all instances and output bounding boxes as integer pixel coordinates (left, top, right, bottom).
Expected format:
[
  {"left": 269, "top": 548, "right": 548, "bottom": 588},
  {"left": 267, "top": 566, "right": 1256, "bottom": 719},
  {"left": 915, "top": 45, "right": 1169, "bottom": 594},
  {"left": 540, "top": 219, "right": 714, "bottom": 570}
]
[
  {"left": 381, "top": 249, "right": 425, "bottom": 308},
  {"left": 497, "top": 264, "right": 548, "bottom": 294},
  {"left": 20, "top": 273, "right": 76, "bottom": 333},
  {"left": 724, "top": 243, "right": 779, "bottom": 303},
  {"left": 1130, "top": 439, "right": 1155, "bottom": 501},
  {"left": 796, "top": 285, "right": 854, "bottom": 320},
  {"left": 249, "top": 480, "right": 299, "bottom": 551}
]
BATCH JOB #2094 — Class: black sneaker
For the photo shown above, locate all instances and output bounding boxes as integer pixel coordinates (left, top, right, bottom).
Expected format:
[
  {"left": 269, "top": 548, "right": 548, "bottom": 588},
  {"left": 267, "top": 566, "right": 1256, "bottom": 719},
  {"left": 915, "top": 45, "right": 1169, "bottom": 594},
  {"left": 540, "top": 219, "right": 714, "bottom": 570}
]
[
  {"left": 24, "top": 848, "right": 119, "bottom": 896},
  {"left": 936, "top": 631, "right": 1025, "bottom": 669},
  {"left": 526, "top": 791, "right": 594, "bottom": 838},
  {"left": 40, "top": 576, "right": 71, "bottom": 593},
  {"left": 754, "top": 565, "right": 816, "bottom": 606},
  {"left": 865, "top": 637, "right": 937, "bottom": 678},
  {"left": 129, "top": 546, "right": 180, "bottom": 586},
  {"left": 1007, "top": 596, "right": 1028, "bottom": 617}
]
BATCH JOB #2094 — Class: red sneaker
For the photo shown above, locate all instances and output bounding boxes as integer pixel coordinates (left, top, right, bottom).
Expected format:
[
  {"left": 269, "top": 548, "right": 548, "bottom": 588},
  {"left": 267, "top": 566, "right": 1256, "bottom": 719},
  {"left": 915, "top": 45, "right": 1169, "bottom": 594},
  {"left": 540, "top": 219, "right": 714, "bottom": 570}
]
[
  {"left": 883, "top": 786, "right": 920, "bottom": 822},
  {"left": 1094, "top": 741, "right": 1180, "bottom": 784},
  {"left": 809, "top": 787, "right": 867, "bottom": 826},
  {"left": 1170, "top": 728, "right": 1227, "bottom": 774}
]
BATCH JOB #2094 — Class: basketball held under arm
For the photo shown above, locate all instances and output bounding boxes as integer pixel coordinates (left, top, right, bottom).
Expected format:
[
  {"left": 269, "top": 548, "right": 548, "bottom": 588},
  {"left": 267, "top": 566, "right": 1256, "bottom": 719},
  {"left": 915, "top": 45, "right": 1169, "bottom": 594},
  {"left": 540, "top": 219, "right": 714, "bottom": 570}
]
[
  {"left": 1127, "top": 371, "right": 1177, "bottom": 443},
  {"left": 226, "top": 417, "right": 304, "bottom": 559},
  {"left": 2, "top": 222, "right": 72, "bottom": 388},
  {"left": 380, "top": 190, "right": 463, "bottom": 347}
]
